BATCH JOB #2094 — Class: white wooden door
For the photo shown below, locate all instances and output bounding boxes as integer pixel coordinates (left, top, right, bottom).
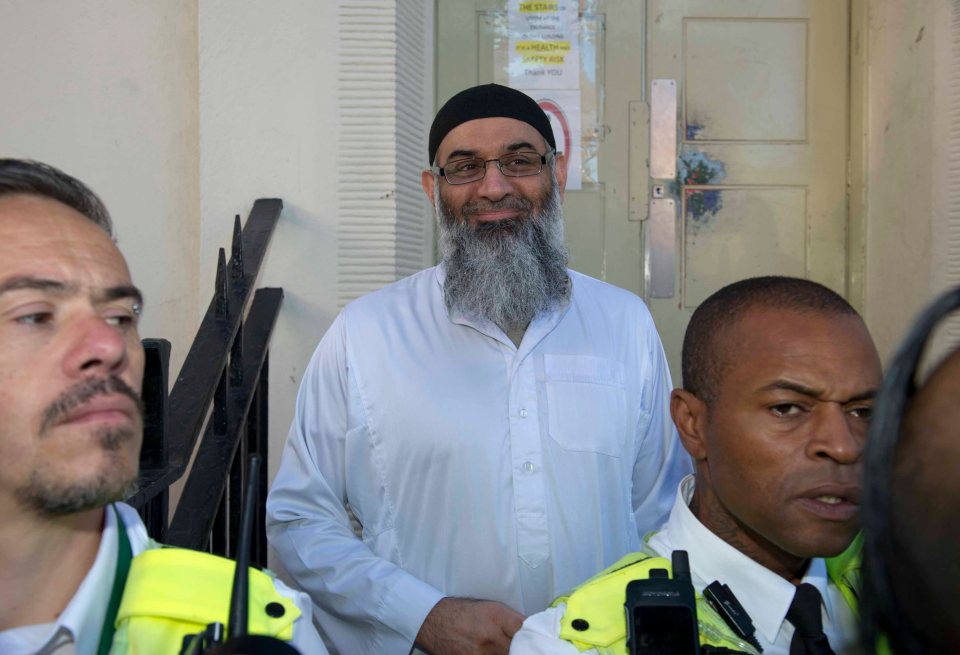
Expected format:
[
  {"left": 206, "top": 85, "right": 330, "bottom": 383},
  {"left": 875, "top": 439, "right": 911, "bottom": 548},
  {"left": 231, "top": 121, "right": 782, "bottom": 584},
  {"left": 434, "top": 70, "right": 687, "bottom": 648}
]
[{"left": 436, "top": 0, "right": 850, "bottom": 380}]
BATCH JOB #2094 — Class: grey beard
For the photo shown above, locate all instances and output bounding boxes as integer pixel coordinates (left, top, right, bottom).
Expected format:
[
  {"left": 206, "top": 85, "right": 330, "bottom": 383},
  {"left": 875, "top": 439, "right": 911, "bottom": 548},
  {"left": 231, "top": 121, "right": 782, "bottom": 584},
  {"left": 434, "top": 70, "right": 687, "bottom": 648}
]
[{"left": 436, "top": 172, "right": 570, "bottom": 332}]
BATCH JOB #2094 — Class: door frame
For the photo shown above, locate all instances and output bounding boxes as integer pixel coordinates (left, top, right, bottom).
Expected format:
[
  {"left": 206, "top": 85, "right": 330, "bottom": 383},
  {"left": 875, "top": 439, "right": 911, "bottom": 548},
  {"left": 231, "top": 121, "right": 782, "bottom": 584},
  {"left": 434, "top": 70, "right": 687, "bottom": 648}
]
[{"left": 848, "top": 0, "right": 868, "bottom": 311}]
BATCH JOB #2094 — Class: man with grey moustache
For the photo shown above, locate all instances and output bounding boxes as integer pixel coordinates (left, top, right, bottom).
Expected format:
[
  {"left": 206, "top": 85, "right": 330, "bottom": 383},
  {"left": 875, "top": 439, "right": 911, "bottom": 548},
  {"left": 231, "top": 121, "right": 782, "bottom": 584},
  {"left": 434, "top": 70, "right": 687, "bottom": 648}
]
[{"left": 267, "top": 84, "right": 690, "bottom": 655}]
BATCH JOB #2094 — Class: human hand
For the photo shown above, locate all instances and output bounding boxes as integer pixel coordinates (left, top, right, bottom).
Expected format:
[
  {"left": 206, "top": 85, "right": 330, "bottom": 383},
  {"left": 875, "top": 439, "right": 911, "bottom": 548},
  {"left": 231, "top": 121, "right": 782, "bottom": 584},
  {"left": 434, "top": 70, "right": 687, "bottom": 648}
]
[{"left": 414, "top": 597, "right": 525, "bottom": 655}]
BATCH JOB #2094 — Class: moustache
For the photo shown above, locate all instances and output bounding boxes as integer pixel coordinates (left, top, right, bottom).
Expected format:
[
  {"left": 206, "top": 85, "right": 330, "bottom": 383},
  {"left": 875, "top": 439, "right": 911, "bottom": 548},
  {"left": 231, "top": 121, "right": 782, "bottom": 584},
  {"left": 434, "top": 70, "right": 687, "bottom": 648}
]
[
  {"left": 39, "top": 376, "right": 144, "bottom": 435},
  {"left": 459, "top": 197, "right": 533, "bottom": 219}
]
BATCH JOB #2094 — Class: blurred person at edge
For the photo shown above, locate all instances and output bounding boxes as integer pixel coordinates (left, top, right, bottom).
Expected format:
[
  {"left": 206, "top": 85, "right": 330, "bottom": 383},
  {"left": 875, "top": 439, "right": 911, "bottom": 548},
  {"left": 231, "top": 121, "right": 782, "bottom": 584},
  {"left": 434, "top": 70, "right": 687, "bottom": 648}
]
[{"left": 860, "top": 286, "right": 960, "bottom": 655}]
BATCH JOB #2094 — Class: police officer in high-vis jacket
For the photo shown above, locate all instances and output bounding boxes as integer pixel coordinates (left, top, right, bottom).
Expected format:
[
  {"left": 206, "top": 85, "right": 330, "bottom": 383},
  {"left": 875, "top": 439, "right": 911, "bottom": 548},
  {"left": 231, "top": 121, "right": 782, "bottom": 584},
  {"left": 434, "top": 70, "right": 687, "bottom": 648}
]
[
  {"left": 511, "top": 276, "right": 882, "bottom": 655},
  {"left": 0, "top": 160, "right": 326, "bottom": 655}
]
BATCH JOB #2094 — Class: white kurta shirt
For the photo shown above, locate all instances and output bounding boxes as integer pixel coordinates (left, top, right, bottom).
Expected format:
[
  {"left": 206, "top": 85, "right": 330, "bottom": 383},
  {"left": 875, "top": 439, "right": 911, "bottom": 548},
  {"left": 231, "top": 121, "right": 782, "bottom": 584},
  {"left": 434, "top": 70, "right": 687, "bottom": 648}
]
[
  {"left": 267, "top": 265, "right": 691, "bottom": 655},
  {"left": 0, "top": 503, "right": 326, "bottom": 655},
  {"left": 511, "top": 475, "right": 859, "bottom": 655}
]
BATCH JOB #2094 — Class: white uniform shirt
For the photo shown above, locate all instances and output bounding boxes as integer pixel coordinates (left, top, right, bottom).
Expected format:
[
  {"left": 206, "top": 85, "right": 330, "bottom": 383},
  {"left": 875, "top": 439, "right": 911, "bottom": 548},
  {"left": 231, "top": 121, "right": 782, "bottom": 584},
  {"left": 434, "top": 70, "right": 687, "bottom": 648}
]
[
  {"left": 267, "top": 265, "right": 691, "bottom": 654},
  {"left": 511, "top": 475, "right": 859, "bottom": 655},
  {"left": 0, "top": 503, "right": 327, "bottom": 655}
]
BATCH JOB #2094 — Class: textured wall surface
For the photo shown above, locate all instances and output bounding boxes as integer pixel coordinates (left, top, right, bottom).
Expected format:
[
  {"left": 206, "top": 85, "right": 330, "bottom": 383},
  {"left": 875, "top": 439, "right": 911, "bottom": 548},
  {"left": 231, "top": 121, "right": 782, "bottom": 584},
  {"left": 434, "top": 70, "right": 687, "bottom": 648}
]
[
  {"left": 199, "top": 0, "right": 434, "bottom": 492},
  {"left": 864, "top": 0, "right": 957, "bottom": 363},
  {"left": 0, "top": 0, "right": 433, "bottom": 516},
  {"left": 337, "top": 0, "right": 435, "bottom": 306},
  {"left": 0, "top": 0, "right": 201, "bottom": 377}
]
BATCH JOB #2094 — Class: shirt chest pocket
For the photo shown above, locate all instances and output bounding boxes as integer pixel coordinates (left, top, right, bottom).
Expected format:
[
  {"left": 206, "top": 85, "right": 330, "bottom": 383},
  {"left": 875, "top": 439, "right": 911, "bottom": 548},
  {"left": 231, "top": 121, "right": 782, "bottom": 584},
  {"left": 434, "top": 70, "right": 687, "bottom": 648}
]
[{"left": 543, "top": 354, "right": 628, "bottom": 457}]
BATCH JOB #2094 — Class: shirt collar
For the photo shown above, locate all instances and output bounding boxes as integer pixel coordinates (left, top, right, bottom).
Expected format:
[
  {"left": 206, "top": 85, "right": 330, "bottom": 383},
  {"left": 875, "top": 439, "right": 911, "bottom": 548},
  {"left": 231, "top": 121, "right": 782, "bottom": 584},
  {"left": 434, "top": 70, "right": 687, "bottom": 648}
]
[{"left": 661, "top": 476, "right": 830, "bottom": 645}]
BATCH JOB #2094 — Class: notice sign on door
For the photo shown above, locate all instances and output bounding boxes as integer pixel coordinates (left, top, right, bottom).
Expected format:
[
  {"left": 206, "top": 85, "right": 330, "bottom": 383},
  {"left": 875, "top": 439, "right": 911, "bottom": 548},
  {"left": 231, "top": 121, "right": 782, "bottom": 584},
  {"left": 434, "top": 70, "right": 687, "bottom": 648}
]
[
  {"left": 508, "top": 1, "right": 579, "bottom": 88},
  {"left": 508, "top": 0, "right": 582, "bottom": 189}
]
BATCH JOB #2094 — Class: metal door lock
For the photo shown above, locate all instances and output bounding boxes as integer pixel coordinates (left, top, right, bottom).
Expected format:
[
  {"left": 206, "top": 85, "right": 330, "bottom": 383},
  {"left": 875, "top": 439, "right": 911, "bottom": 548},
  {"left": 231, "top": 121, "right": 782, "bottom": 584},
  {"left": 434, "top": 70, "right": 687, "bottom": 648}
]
[{"left": 652, "top": 184, "right": 665, "bottom": 198}]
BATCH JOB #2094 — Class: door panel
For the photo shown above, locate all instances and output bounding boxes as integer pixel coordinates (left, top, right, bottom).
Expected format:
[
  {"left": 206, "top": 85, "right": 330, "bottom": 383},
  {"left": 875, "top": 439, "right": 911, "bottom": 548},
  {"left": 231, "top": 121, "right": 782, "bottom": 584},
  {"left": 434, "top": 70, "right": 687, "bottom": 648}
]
[
  {"left": 565, "top": 189, "right": 605, "bottom": 277},
  {"left": 647, "top": 0, "right": 849, "bottom": 378},
  {"left": 684, "top": 187, "right": 808, "bottom": 306},
  {"left": 438, "top": 1, "right": 644, "bottom": 291},
  {"left": 436, "top": 0, "right": 850, "bottom": 382},
  {"left": 684, "top": 19, "right": 808, "bottom": 142}
]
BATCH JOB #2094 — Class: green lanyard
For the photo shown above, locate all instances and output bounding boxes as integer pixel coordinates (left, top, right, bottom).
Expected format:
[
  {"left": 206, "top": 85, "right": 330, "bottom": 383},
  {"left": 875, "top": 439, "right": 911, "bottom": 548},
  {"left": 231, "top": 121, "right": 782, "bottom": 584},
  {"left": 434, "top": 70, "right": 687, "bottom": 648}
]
[{"left": 96, "top": 505, "right": 133, "bottom": 655}]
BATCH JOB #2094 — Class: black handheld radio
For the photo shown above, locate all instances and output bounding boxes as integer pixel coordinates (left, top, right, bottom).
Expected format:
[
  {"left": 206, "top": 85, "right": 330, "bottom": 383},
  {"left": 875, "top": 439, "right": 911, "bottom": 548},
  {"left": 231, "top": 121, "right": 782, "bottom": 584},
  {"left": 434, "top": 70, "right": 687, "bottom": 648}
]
[{"left": 625, "top": 550, "right": 700, "bottom": 655}]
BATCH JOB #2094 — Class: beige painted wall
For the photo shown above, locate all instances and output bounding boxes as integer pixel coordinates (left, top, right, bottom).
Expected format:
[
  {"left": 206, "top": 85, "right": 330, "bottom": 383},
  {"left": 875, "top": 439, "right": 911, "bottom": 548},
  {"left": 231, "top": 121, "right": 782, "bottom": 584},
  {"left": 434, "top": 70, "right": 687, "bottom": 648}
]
[
  {"left": 0, "top": 2, "right": 434, "bottom": 518},
  {"left": 13, "top": 0, "right": 959, "bottom": 501},
  {"left": 197, "top": 0, "right": 341, "bottom": 487},
  {"left": 0, "top": 0, "right": 201, "bottom": 376},
  {"left": 862, "top": 0, "right": 955, "bottom": 362}
]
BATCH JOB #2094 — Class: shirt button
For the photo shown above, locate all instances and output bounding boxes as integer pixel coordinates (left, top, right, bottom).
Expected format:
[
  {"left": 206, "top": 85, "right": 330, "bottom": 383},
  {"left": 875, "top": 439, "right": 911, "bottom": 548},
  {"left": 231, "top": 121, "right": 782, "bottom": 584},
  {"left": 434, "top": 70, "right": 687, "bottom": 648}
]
[
  {"left": 519, "top": 408, "right": 528, "bottom": 418},
  {"left": 523, "top": 461, "right": 535, "bottom": 473}
]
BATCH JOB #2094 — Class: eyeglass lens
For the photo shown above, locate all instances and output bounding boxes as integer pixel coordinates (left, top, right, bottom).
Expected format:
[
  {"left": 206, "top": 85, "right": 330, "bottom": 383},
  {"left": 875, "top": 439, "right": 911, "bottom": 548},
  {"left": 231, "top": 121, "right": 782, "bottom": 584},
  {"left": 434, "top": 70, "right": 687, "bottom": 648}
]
[{"left": 443, "top": 152, "right": 544, "bottom": 184}]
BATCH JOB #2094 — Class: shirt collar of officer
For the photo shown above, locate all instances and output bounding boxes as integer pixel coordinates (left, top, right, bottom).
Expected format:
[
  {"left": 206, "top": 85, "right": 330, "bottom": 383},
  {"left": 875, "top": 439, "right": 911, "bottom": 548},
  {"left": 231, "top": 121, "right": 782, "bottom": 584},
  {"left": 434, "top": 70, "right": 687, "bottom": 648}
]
[{"left": 664, "top": 475, "right": 833, "bottom": 645}]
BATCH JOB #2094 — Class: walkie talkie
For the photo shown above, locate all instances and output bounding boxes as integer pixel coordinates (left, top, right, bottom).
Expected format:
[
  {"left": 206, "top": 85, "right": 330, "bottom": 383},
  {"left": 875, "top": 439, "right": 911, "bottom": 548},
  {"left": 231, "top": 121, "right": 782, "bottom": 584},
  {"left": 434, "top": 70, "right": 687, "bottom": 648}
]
[
  {"left": 180, "top": 455, "right": 301, "bottom": 655},
  {"left": 625, "top": 550, "right": 701, "bottom": 655}
]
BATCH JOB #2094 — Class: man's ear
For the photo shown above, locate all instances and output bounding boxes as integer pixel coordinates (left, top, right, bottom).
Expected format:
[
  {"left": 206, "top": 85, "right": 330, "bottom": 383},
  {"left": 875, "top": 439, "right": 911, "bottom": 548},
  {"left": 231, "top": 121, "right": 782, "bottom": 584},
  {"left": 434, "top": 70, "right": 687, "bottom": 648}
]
[
  {"left": 421, "top": 169, "right": 437, "bottom": 206},
  {"left": 670, "top": 389, "right": 708, "bottom": 461},
  {"left": 553, "top": 152, "right": 568, "bottom": 201}
]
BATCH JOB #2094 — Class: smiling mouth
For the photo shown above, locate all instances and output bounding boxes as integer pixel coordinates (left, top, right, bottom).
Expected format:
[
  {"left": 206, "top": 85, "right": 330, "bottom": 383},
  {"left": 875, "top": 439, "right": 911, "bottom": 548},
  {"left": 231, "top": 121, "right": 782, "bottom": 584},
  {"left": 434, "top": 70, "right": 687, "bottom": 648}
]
[
  {"left": 816, "top": 495, "right": 845, "bottom": 505},
  {"left": 473, "top": 210, "right": 522, "bottom": 222}
]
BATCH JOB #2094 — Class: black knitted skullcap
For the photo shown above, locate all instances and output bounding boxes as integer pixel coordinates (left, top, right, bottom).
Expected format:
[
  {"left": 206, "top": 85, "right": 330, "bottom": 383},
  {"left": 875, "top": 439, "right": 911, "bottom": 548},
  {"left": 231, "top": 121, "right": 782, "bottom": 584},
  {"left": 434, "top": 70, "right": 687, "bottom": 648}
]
[{"left": 428, "top": 84, "right": 556, "bottom": 164}]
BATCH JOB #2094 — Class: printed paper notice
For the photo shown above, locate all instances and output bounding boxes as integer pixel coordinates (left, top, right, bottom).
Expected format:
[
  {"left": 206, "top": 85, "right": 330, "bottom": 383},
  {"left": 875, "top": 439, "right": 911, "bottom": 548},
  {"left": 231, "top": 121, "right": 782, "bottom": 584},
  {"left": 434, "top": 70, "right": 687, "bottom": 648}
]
[
  {"left": 508, "top": 1, "right": 579, "bottom": 90},
  {"left": 508, "top": 0, "right": 582, "bottom": 189}
]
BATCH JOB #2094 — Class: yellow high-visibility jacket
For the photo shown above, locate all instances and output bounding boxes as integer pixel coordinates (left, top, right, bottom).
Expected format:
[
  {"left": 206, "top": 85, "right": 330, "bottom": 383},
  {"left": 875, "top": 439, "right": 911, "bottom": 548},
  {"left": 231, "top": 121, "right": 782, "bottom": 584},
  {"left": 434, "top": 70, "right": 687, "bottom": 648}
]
[
  {"left": 553, "top": 535, "right": 863, "bottom": 655},
  {"left": 109, "top": 546, "right": 300, "bottom": 654}
]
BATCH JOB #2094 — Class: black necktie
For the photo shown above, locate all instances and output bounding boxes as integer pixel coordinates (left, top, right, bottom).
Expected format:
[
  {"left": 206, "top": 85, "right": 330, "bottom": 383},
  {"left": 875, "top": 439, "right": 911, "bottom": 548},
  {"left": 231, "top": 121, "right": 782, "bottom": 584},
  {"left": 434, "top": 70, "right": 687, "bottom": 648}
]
[{"left": 786, "top": 583, "right": 836, "bottom": 655}]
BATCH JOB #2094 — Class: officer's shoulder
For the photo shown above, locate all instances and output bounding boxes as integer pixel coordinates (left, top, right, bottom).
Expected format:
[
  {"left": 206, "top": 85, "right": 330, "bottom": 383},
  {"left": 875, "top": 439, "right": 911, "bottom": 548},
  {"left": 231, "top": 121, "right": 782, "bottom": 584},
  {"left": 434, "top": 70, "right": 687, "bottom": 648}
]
[
  {"left": 118, "top": 546, "right": 300, "bottom": 637},
  {"left": 557, "top": 552, "right": 670, "bottom": 648},
  {"left": 563, "top": 551, "right": 666, "bottom": 601}
]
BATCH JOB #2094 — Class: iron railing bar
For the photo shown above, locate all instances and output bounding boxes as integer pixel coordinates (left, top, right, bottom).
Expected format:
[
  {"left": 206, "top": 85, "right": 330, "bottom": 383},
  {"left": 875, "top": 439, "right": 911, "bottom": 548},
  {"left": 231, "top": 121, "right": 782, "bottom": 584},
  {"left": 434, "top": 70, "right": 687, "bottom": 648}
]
[
  {"left": 126, "top": 466, "right": 183, "bottom": 508},
  {"left": 136, "top": 339, "right": 171, "bottom": 534},
  {"left": 165, "top": 287, "right": 284, "bottom": 549},
  {"left": 140, "top": 339, "right": 170, "bottom": 469},
  {"left": 252, "top": 354, "right": 270, "bottom": 568},
  {"left": 130, "top": 200, "right": 282, "bottom": 507},
  {"left": 226, "top": 430, "right": 247, "bottom": 559},
  {"left": 167, "top": 199, "right": 280, "bottom": 458},
  {"left": 212, "top": 499, "right": 227, "bottom": 555}
]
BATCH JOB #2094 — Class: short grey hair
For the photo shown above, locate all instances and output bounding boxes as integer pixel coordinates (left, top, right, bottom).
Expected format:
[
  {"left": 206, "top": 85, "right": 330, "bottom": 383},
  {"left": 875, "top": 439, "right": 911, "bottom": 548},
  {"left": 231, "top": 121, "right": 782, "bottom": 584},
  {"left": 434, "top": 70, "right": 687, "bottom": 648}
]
[{"left": 0, "top": 159, "right": 113, "bottom": 237}]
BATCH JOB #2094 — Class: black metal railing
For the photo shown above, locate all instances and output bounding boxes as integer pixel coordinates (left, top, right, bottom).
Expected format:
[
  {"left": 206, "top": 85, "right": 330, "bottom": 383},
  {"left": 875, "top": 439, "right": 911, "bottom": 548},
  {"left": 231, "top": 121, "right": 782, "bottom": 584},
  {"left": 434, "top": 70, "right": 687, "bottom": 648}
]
[{"left": 126, "top": 199, "right": 284, "bottom": 568}]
